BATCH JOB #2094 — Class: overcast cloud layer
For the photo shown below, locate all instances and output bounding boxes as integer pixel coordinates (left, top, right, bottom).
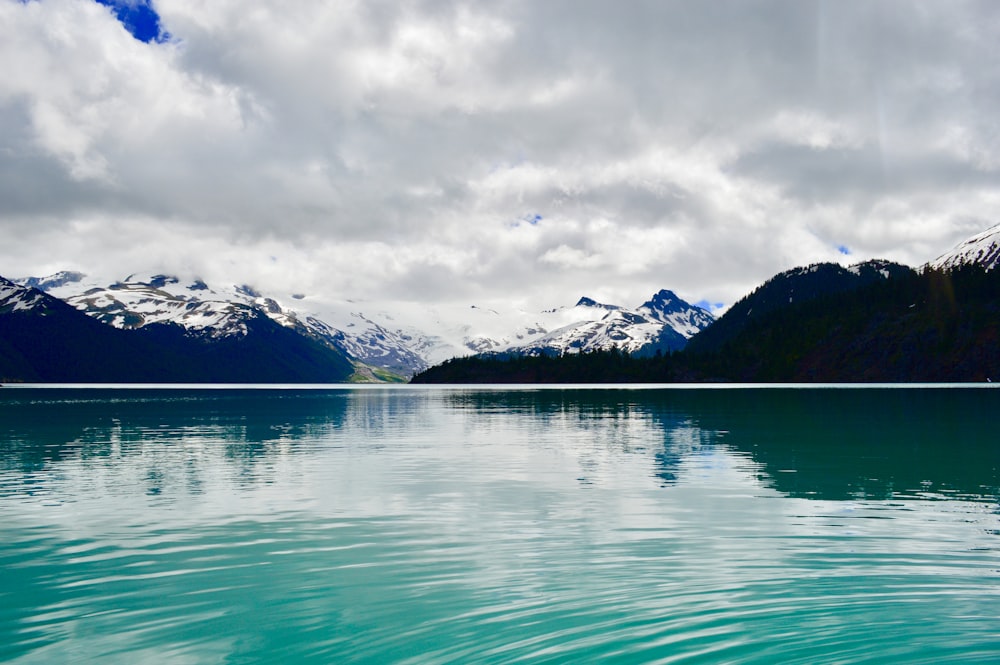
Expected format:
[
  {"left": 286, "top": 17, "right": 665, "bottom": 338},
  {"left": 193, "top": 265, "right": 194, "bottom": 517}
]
[{"left": 2, "top": 0, "right": 1000, "bottom": 311}]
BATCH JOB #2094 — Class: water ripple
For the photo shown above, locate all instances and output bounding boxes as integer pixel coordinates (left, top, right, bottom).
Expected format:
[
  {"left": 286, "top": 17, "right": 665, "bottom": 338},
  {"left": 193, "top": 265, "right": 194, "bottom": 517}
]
[{"left": 2, "top": 387, "right": 999, "bottom": 663}]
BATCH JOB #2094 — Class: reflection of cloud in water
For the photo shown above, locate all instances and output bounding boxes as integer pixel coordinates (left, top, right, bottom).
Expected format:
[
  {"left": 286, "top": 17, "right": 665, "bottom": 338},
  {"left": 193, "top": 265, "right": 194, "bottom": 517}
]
[
  {"left": 2, "top": 387, "right": 997, "bottom": 532},
  {"left": 0, "top": 389, "right": 352, "bottom": 507},
  {"left": 442, "top": 389, "right": 738, "bottom": 489},
  {"left": 1, "top": 388, "right": 764, "bottom": 547},
  {"left": 2, "top": 387, "right": 998, "bottom": 664}
]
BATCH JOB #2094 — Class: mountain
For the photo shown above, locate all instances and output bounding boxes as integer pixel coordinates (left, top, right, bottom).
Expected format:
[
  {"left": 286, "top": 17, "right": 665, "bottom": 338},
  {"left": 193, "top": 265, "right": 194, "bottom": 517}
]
[
  {"left": 411, "top": 290, "right": 715, "bottom": 383},
  {"left": 22, "top": 272, "right": 522, "bottom": 376},
  {"left": 930, "top": 223, "right": 1000, "bottom": 271},
  {"left": 16, "top": 271, "right": 87, "bottom": 292},
  {"left": 506, "top": 291, "right": 714, "bottom": 357},
  {"left": 639, "top": 289, "right": 716, "bottom": 337},
  {"left": 684, "top": 259, "right": 914, "bottom": 355},
  {"left": 11, "top": 222, "right": 1000, "bottom": 384},
  {"left": 635, "top": 289, "right": 717, "bottom": 356},
  {"left": 50, "top": 273, "right": 275, "bottom": 338},
  {"left": 0, "top": 275, "right": 355, "bottom": 383},
  {"left": 418, "top": 226, "right": 1000, "bottom": 384},
  {"left": 0, "top": 276, "right": 48, "bottom": 314},
  {"left": 414, "top": 260, "right": 1000, "bottom": 383},
  {"left": 413, "top": 224, "right": 1000, "bottom": 384},
  {"left": 1, "top": 275, "right": 190, "bottom": 382},
  {"left": 21, "top": 272, "right": 412, "bottom": 379},
  {"left": 2, "top": 275, "right": 163, "bottom": 382},
  {"left": 680, "top": 262, "right": 1000, "bottom": 382},
  {"left": 323, "top": 291, "right": 711, "bottom": 368},
  {"left": 22, "top": 272, "right": 712, "bottom": 377}
]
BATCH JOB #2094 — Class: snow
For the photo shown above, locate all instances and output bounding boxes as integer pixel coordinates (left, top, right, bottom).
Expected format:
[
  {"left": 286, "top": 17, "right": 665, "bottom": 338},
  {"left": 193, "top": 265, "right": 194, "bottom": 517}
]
[
  {"left": 520, "top": 308, "right": 667, "bottom": 355},
  {"left": 16, "top": 271, "right": 716, "bottom": 377},
  {"left": 0, "top": 278, "right": 45, "bottom": 312},
  {"left": 36, "top": 272, "right": 262, "bottom": 339},
  {"left": 931, "top": 223, "right": 1000, "bottom": 271}
]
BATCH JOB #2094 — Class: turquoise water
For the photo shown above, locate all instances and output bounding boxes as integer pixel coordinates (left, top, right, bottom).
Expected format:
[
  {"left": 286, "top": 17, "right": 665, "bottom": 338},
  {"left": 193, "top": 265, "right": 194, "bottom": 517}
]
[{"left": 1, "top": 385, "right": 998, "bottom": 663}]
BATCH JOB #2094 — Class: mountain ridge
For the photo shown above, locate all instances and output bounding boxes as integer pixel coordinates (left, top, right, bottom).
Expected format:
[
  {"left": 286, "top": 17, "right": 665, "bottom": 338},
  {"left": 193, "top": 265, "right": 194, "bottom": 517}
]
[
  {"left": 684, "top": 259, "right": 914, "bottom": 355},
  {"left": 16, "top": 272, "right": 714, "bottom": 377},
  {"left": 0, "top": 275, "right": 356, "bottom": 383},
  {"left": 931, "top": 223, "right": 1000, "bottom": 271},
  {"left": 412, "top": 223, "right": 1000, "bottom": 383},
  {"left": 10, "top": 222, "right": 998, "bottom": 384}
]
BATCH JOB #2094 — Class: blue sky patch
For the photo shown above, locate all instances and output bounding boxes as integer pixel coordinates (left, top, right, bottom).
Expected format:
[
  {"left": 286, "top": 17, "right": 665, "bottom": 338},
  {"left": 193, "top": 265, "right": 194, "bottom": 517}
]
[
  {"left": 94, "top": 0, "right": 169, "bottom": 43},
  {"left": 509, "top": 213, "right": 543, "bottom": 229}
]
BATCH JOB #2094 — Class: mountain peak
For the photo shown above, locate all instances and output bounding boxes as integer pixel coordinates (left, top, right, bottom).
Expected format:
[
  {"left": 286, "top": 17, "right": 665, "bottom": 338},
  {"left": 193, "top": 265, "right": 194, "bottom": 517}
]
[
  {"left": 6, "top": 269, "right": 717, "bottom": 378},
  {"left": 931, "top": 223, "right": 1000, "bottom": 271},
  {"left": 641, "top": 289, "right": 681, "bottom": 310},
  {"left": 1, "top": 276, "right": 52, "bottom": 313},
  {"left": 636, "top": 289, "right": 715, "bottom": 339},
  {"left": 575, "top": 296, "right": 618, "bottom": 309},
  {"left": 16, "top": 271, "right": 85, "bottom": 292}
]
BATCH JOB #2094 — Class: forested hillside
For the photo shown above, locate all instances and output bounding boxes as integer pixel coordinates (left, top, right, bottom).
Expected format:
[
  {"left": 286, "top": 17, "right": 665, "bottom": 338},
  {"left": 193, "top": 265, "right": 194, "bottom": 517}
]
[{"left": 412, "top": 264, "right": 1000, "bottom": 383}]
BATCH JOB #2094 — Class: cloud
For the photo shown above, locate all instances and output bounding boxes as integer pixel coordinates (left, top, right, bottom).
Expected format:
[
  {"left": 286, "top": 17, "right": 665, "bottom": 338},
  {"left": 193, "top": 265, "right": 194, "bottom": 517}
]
[{"left": 2, "top": 0, "right": 1000, "bottom": 312}]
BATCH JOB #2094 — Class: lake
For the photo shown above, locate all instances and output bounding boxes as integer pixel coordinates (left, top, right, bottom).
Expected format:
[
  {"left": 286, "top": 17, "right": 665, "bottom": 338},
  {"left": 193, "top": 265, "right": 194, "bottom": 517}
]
[{"left": 1, "top": 384, "right": 998, "bottom": 663}]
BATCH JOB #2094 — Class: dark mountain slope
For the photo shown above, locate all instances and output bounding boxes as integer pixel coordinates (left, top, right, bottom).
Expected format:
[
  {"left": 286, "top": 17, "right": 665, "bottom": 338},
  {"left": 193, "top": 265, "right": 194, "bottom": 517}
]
[
  {"left": 412, "top": 263, "right": 1000, "bottom": 383},
  {"left": 410, "top": 347, "right": 682, "bottom": 383},
  {"left": 686, "top": 260, "right": 914, "bottom": 355},
  {"left": 684, "top": 264, "right": 1000, "bottom": 382},
  {"left": 0, "top": 276, "right": 354, "bottom": 383},
  {"left": 1, "top": 278, "right": 177, "bottom": 382}
]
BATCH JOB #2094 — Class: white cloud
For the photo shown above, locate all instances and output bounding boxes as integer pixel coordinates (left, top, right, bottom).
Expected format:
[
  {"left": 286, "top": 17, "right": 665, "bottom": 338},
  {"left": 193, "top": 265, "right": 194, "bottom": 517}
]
[{"left": 2, "top": 0, "right": 1000, "bottom": 313}]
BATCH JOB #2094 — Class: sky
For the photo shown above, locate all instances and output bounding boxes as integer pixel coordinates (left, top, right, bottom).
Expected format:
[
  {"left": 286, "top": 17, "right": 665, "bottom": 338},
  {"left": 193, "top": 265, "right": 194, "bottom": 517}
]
[{"left": 2, "top": 0, "right": 1000, "bottom": 313}]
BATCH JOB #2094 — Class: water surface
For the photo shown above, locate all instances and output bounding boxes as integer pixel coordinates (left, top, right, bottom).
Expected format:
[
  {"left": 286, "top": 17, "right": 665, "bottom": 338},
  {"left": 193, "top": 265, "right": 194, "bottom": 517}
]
[{"left": 1, "top": 385, "right": 998, "bottom": 663}]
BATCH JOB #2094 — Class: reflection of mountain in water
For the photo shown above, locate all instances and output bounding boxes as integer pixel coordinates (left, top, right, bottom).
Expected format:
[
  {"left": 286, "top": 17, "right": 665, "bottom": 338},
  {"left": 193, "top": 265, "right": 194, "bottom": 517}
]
[
  {"left": 681, "top": 388, "right": 1000, "bottom": 502},
  {"left": 2, "top": 387, "right": 997, "bottom": 503},
  {"left": 0, "top": 389, "right": 351, "bottom": 496},
  {"left": 445, "top": 389, "right": 725, "bottom": 487},
  {"left": 445, "top": 388, "right": 1000, "bottom": 501}
]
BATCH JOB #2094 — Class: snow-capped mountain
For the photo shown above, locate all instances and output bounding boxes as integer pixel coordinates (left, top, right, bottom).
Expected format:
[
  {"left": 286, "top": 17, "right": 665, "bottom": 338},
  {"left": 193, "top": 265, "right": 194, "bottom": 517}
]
[
  {"left": 41, "top": 272, "right": 267, "bottom": 338},
  {"left": 16, "top": 271, "right": 87, "bottom": 292},
  {"left": 19, "top": 271, "right": 714, "bottom": 378},
  {"left": 1, "top": 273, "right": 356, "bottom": 384},
  {"left": 639, "top": 289, "right": 716, "bottom": 337},
  {"left": 335, "top": 290, "right": 714, "bottom": 362},
  {"left": 19, "top": 272, "right": 408, "bottom": 376},
  {"left": 931, "top": 223, "right": 1000, "bottom": 271},
  {"left": 0, "top": 275, "right": 48, "bottom": 313},
  {"left": 509, "top": 291, "right": 714, "bottom": 356}
]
